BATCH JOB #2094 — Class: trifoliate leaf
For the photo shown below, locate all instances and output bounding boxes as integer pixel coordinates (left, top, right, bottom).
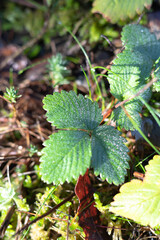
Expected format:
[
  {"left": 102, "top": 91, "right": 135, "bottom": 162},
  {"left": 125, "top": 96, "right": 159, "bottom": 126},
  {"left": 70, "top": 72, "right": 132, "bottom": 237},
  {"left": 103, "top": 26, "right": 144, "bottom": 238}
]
[
  {"left": 110, "top": 155, "right": 160, "bottom": 228},
  {"left": 43, "top": 91, "right": 102, "bottom": 130},
  {"left": 91, "top": 125, "right": 130, "bottom": 185},
  {"left": 92, "top": 0, "right": 152, "bottom": 23},
  {"left": 40, "top": 130, "right": 91, "bottom": 184},
  {"left": 41, "top": 90, "right": 130, "bottom": 185}
]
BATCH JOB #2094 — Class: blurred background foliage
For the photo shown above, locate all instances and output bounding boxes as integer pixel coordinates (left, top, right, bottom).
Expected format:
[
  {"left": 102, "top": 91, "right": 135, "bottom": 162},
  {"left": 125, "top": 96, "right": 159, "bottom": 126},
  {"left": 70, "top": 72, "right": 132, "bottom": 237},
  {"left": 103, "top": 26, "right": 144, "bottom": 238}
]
[
  {"left": 1, "top": 0, "right": 121, "bottom": 58},
  {"left": 1, "top": 0, "right": 150, "bottom": 59}
]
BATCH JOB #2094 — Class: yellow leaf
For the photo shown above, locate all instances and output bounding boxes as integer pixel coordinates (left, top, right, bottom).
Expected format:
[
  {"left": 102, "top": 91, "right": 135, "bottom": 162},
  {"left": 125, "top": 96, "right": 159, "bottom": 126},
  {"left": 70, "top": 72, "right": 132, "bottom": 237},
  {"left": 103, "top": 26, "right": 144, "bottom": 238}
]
[{"left": 110, "top": 155, "right": 160, "bottom": 228}]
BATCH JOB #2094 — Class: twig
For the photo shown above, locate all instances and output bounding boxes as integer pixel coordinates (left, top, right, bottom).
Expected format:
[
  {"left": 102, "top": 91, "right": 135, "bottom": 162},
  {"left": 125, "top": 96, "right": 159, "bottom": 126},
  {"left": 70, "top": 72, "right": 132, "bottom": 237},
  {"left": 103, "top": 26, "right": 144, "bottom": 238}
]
[
  {"left": 100, "top": 108, "right": 113, "bottom": 124},
  {"left": 16, "top": 209, "right": 68, "bottom": 221},
  {"left": 115, "top": 77, "right": 158, "bottom": 109},
  {"left": 11, "top": 192, "right": 75, "bottom": 239},
  {"left": 0, "top": 95, "right": 11, "bottom": 104},
  {"left": 100, "top": 76, "right": 158, "bottom": 124},
  {"left": 136, "top": 13, "right": 144, "bottom": 24},
  {"left": 101, "top": 34, "right": 116, "bottom": 51},
  {"left": 0, "top": 203, "right": 16, "bottom": 238}
]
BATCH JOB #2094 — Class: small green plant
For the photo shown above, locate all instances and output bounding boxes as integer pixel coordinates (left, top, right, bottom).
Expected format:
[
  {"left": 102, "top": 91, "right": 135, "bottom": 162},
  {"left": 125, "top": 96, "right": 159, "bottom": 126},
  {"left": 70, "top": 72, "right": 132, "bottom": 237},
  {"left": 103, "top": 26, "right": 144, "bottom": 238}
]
[
  {"left": 46, "top": 53, "right": 71, "bottom": 86},
  {"left": 3, "top": 86, "right": 21, "bottom": 103},
  {"left": 40, "top": 24, "right": 160, "bottom": 187},
  {"left": 28, "top": 144, "right": 39, "bottom": 157},
  {"left": 0, "top": 168, "right": 29, "bottom": 212},
  {"left": 2, "top": 86, "right": 21, "bottom": 120}
]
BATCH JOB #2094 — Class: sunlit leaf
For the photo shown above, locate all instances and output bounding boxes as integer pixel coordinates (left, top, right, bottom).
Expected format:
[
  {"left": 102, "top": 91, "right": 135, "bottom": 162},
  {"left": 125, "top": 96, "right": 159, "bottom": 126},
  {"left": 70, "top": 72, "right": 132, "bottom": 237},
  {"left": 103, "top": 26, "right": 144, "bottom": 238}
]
[
  {"left": 110, "top": 155, "right": 160, "bottom": 228},
  {"left": 40, "top": 130, "right": 91, "bottom": 184},
  {"left": 91, "top": 125, "right": 130, "bottom": 185},
  {"left": 92, "top": 0, "right": 152, "bottom": 23},
  {"left": 108, "top": 24, "right": 160, "bottom": 129},
  {"left": 43, "top": 91, "right": 102, "bottom": 130}
]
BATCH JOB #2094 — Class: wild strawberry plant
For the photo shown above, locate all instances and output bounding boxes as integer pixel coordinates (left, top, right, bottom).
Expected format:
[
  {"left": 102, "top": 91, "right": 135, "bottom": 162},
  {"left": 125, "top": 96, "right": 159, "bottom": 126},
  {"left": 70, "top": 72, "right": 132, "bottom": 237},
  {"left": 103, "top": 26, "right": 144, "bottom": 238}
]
[{"left": 40, "top": 23, "right": 160, "bottom": 232}]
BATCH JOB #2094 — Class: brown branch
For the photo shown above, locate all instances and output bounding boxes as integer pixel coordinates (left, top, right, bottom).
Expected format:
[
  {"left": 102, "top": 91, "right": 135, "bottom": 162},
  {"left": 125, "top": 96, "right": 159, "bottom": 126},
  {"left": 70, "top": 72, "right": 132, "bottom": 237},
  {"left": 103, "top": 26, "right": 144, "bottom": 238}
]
[
  {"left": 115, "top": 77, "right": 158, "bottom": 109},
  {"left": 100, "top": 108, "right": 113, "bottom": 125},
  {"left": 100, "top": 76, "right": 157, "bottom": 124},
  {"left": 0, "top": 95, "right": 11, "bottom": 104},
  {"left": 101, "top": 34, "right": 116, "bottom": 51}
]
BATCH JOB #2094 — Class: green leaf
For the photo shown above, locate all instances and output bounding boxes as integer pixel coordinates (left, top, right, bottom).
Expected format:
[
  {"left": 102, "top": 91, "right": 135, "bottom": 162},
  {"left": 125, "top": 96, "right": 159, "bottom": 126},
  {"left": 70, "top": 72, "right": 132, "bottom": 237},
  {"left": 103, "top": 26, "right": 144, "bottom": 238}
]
[
  {"left": 108, "top": 50, "right": 152, "bottom": 100},
  {"left": 91, "top": 125, "right": 130, "bottom": 185},
  {"left": 94, "top": 193, "right": 109, "bottom": 213},
  {"left": 110, "top": 155, "right": 160, "bottom": 228},
  {"left": 108, "top": 24, "right": 160, "bottom": 129},
  {"left": 113, "top": 87, "right": 151, "bottom": 130},
  {"left": 113, "top": 102, "right": 142, "bottom": 131},
  {"left": 153, "top": 62, "right": 160, "bottom": 91},
  {"left": 92, "top": 0, "right": 152, "bottom": 23},
  {"left": 121, "top": 24, "right": 160, "bottom": 60},
  {"left": 43, "top": 91, "right": 102, "bottom": 130},
  {"left": 40, "top": 130, "right": 91, "bottom": 184}
]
